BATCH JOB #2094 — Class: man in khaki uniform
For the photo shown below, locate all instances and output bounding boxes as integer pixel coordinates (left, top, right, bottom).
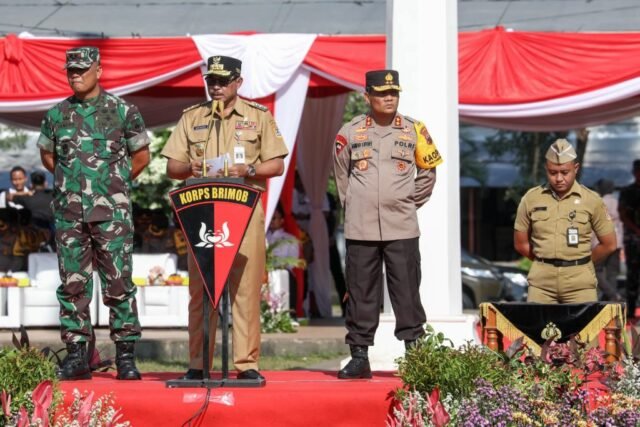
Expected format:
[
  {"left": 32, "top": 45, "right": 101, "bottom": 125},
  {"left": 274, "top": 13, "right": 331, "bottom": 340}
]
[
  {"left": 514, "top": 139, "right": 617, "bottom": 303},
  {"left": 334, "top": 70, "right": 441, "bottom": 379},
  {"left": 162, "top": 56, "right": 288, "bottom": 383}
]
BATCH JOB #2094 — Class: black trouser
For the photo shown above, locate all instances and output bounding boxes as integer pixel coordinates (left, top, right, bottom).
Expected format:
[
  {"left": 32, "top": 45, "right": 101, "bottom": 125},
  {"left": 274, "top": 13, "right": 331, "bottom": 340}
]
[
  {"left": 596, "top": 249, "right": 620, "bottom": 301},
  {"left": 345, "top": 238, "right": 426, "bottom": 346},
  {"left": 625, "top": 240, "right": 640, "bottom": 317},
  {"left": 329, "top": 242, "right": 347, "bottom": 315}
]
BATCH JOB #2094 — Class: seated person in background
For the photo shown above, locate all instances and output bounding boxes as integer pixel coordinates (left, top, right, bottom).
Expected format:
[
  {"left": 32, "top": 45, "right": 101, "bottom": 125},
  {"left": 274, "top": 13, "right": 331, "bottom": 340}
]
[
  {"left": 172, "top": 211, "right": 188, "bottom": 271},
  {"left": 11, "top": 170, "right": 54, "bottom": 232},
  {"left": 0, "top": 208, "right": 21, "bottom": 272},
  {"left": 266, "top": 203, "right": 301, "bottom": 315},
  {"left": 132, "top": 205, "right": 152, "bottom": 252},
  {"left": 13, "top": 209, "right": 51, "bottom": 271},
  {"left": 0, "top": 166, "right": 28, "bottom": 210},
  {"left": 140, "top": 209, "right": 176, "bottom": 255}
]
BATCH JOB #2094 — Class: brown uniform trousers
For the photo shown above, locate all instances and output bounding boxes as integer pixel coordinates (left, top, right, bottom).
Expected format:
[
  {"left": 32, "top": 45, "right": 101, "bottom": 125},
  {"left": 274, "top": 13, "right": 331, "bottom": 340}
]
[{"left": 188, "top": 203, "right": 265, "bottom": 371}]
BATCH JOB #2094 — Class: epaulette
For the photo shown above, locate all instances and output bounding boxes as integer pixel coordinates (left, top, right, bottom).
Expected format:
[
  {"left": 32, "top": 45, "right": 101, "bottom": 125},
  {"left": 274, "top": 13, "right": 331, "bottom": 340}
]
[
  {"left": 245, "top": 100, "right": 269, "bottom": 112},
  {"left": 349, "top": 114, "right": 367, "bottom": 126},
  {"left": 524, "top": 186, "right": 543, "bottom": 197},
  {"left": 182, "top": 101, "right": 208, "bottom": 113},
  {"left": 579, "top": 183, "right": 600, "bottom": 198},
  {"left": 403, "top": 115, "right": 418, "bottom": 124}
]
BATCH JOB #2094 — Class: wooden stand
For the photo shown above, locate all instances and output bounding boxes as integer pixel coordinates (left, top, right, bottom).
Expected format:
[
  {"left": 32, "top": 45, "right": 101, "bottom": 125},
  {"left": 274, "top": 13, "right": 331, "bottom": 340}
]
[{"left": 480, "top": 303, "right": 622, "bottom": 362}]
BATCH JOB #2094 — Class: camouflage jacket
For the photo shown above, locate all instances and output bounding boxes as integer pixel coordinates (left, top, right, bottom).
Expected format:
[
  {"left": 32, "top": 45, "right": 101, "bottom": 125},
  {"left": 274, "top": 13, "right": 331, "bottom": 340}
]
[{"left": 37, "top": 90, "right": 150, "bottom": 222}]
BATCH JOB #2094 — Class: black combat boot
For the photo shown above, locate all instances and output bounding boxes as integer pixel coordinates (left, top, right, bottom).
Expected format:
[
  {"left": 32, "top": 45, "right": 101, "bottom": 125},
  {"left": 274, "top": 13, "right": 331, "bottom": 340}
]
[
  {"left": 57, "top": 342, "right": 91, "bottom": 381},
  {"left": 115, "top": 342, "right": 141, "bottom": 380},
  {"left": 338, "top": 345, "right": 372, "bottom": 379}
]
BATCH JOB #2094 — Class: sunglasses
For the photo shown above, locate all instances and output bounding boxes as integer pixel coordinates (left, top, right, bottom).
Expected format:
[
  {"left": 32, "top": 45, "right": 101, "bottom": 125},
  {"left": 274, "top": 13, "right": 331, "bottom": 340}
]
[{"left": 205, "top": 76, "right": 238, "bottom": 87}]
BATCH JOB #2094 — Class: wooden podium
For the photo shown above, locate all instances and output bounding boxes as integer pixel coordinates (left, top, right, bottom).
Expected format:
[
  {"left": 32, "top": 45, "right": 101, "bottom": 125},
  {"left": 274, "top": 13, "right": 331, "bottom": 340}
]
[{"left": 479, "top": 302, "right": 625, "bottom": 363}]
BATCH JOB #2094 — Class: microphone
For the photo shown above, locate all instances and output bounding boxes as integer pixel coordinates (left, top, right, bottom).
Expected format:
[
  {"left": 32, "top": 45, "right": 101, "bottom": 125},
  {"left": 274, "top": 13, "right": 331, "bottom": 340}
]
[{"left": 201, "top": 100, "right": 224, "bottom": 177}]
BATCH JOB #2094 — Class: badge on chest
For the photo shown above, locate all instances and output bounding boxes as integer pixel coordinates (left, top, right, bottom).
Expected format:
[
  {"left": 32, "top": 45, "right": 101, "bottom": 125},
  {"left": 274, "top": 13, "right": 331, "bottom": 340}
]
[{"left": 567, "top": 210, "right": 578, "bottom": 247}]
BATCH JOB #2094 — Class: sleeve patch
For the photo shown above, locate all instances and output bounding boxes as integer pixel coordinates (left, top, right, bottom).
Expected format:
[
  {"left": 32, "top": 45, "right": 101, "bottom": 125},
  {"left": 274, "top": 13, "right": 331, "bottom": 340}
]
[{"left": 335, "top": 135, "right": 347, "bottom": 155}]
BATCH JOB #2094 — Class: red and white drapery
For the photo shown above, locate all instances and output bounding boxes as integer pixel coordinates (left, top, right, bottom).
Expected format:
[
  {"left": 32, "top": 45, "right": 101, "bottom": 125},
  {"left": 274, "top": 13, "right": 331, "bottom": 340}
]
[{"left": 3, "top": 29, "right": 640, "bottom": 130}]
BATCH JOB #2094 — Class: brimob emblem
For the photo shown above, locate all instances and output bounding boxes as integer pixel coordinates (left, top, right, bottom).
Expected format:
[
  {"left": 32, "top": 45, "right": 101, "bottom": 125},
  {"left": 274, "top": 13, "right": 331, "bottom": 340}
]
[
  {"left": 541, "top": 322, "right": 562, "bottom": 341},
  {"left": 196, "top": 222, "right": 233, "bottom": 248}
]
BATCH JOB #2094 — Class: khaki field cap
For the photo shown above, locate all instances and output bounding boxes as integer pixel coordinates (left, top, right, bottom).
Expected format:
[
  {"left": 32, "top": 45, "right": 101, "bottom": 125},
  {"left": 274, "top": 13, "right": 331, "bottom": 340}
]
[
  {"left": 64, "top": 47, "right": 100, "bottom": 69},
  {"left": 546, "top": 139, "right": 577, "bottom": 164}
]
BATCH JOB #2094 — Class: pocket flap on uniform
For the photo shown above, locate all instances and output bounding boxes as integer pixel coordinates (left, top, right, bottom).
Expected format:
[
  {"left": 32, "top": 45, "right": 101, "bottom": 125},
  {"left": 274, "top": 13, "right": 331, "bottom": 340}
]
[
  {"left": 391, "top": 147, "right": 413, "bottom": 162},
  {"left": 236, "top": 129, "right": 258, "bottom": 142},
  {"left": 531, "top": 209, "right": 550, "bottom": 221},
  {"left": 574, "top": 211, "right": 589, "bottom": 224},
  {"left": 351, "top": 149, "right": 372, "bottom": 161}
]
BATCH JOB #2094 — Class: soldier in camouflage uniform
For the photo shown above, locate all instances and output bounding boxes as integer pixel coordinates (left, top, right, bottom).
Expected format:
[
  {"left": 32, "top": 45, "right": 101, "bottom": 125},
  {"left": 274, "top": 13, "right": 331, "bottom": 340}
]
[{"left": 38, "top": 47, "right": 150, "bottom": 381}]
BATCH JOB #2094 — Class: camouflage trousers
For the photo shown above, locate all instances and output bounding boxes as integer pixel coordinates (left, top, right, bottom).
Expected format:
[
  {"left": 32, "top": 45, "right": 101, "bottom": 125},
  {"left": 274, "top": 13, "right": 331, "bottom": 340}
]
[{"left": 55, "top": 215, "right": 141, "bottom": 343}]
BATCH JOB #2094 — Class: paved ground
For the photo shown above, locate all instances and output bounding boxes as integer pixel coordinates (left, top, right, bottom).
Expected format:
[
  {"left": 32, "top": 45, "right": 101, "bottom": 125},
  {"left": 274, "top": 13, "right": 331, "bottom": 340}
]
[{"left": 0, "top": 317, "right": 349, "bottom": 366}]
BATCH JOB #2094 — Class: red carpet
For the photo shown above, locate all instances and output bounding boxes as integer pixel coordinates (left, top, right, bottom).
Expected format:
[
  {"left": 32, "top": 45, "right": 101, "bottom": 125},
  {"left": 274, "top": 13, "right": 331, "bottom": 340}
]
[{"left": 58, "top": 371, "right": 402, "bottom": 427}]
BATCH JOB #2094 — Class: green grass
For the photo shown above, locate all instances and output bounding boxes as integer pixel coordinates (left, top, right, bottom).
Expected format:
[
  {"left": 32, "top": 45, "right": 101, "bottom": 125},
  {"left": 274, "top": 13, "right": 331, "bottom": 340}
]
[{"left": 136, "top": 352, "right": 347, "bottom": 373}]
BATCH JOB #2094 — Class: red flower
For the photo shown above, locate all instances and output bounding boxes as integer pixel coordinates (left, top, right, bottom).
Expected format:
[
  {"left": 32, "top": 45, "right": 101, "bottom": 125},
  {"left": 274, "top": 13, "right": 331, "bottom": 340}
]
[{"left": 429, "top": 388, "right": 451, "bottom": 427}]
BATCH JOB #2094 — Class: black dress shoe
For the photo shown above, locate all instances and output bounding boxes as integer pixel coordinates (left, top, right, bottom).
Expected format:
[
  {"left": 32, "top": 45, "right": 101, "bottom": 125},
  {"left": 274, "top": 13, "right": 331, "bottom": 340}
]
[
  {"left": 180, "top": 369, "right": 203, "bottom": 380},
  {"left": 237, "top": 369, "right": 265, "bottom": 381}
]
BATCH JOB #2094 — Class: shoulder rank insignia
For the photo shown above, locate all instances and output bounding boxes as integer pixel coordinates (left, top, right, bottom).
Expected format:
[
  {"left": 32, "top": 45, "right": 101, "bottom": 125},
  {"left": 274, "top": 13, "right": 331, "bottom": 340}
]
[
  {"left": 182, "top": 101, "right": 208, "bottom": 113},
  {"left": 246, "top": 100, "right": 269, "bottom": 112}
]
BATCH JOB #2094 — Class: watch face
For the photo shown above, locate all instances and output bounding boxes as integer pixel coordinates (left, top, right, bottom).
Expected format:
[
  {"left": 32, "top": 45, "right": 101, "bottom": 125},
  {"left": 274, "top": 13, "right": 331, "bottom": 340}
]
[{"left": 248, "top": 165, "right": 256, "bottom": 177}]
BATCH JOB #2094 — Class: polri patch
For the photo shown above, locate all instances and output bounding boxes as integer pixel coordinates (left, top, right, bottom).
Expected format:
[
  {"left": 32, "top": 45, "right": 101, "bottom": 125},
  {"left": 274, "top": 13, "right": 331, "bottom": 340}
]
[{"left": 335, "top": 135, "right": 347, "bottom": 156}]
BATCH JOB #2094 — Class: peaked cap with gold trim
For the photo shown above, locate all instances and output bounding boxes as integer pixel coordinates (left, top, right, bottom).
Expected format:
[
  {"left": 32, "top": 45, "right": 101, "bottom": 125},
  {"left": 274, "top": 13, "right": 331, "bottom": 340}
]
[
  {"left": 365, "top": 69, "right": 402, "bottom": 92},
  {"left": 203, "top": 55, "right": 242, "bottom": 78}
]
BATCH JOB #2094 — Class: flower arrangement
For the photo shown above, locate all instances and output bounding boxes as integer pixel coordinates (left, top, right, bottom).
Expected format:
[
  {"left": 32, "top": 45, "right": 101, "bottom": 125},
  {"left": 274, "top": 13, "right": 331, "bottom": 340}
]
[
  {"left": 260, "top": 284, "right": 297, "bottom": 334},
  {"left": 388, "top": 325, "right": 640, "bottom": 426},
  {"left": 147, "top": 266, "right": 165, "bottom": 285},
  {"left": 259, "top": 237, "right": 305, "bottom": 333},
  {"left": 1, "top": 329, "right": 127, "bottom": 427},
  {"left": 54, "top": 389, "right": 130, "bottom": 427}
]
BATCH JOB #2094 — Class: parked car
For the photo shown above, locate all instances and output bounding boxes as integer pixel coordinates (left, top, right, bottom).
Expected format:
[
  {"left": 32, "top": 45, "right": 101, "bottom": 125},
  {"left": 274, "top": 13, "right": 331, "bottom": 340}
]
[
  {"left": 493, "top": 264, "right": 528, "bottom": 302},
  {"left": 461, "top": 249, "right": 529, "bottom": 309}
]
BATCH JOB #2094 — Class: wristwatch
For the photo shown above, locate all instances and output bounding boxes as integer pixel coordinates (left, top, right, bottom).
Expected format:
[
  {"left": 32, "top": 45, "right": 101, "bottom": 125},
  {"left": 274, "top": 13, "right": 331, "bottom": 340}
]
[{"left": 246, "top": 164, "right": 256, "bottom": 177}]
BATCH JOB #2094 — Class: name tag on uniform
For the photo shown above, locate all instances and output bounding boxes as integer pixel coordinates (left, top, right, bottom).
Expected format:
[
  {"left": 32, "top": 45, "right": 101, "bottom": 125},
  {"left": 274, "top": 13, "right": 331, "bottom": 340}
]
[
  {"left": 234, "top": 145, "right": 246, "bottom": 164},
  {"left": 567, "top": 227, "right": 579, "bottom": 247}
]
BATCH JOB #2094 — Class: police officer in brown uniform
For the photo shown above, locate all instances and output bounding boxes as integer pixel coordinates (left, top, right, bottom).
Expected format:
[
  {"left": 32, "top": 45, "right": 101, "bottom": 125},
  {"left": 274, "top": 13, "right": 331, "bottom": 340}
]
[
  {"left": 162, "top": 56, "right": 288, "bottom": 382},
  {"left": 334, "top": 70, "right": 441, "bottom": 379},
  {"left": 514, "top": 139, "right": 617, "bottom": 303}
]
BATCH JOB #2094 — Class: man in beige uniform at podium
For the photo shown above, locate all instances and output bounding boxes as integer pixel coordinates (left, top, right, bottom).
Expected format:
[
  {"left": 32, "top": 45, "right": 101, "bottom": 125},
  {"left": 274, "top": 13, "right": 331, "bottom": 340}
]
[
  {"left": 162, "top": 56, "right": 288, "bottom": 382},
  {"left": 514, "top": 139, "right": 617, "bottom": 303}
]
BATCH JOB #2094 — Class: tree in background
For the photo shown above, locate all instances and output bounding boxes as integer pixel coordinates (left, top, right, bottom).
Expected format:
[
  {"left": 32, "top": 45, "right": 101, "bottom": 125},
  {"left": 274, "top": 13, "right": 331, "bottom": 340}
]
[
  {"left": 481, "top": 130, "right": 591, "bottom": 204},
  {"left": 131, "top": 129, "right": 177, "bottom": 214},
  {"left": 0, "top": 125, "right": 28, "bottom": 150}
]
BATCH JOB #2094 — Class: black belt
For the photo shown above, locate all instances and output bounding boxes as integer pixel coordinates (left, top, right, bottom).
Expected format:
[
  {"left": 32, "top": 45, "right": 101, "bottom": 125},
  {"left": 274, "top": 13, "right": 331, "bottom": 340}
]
[{"left": 535, "top": 256, "right": 591, "bottom": 267}]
